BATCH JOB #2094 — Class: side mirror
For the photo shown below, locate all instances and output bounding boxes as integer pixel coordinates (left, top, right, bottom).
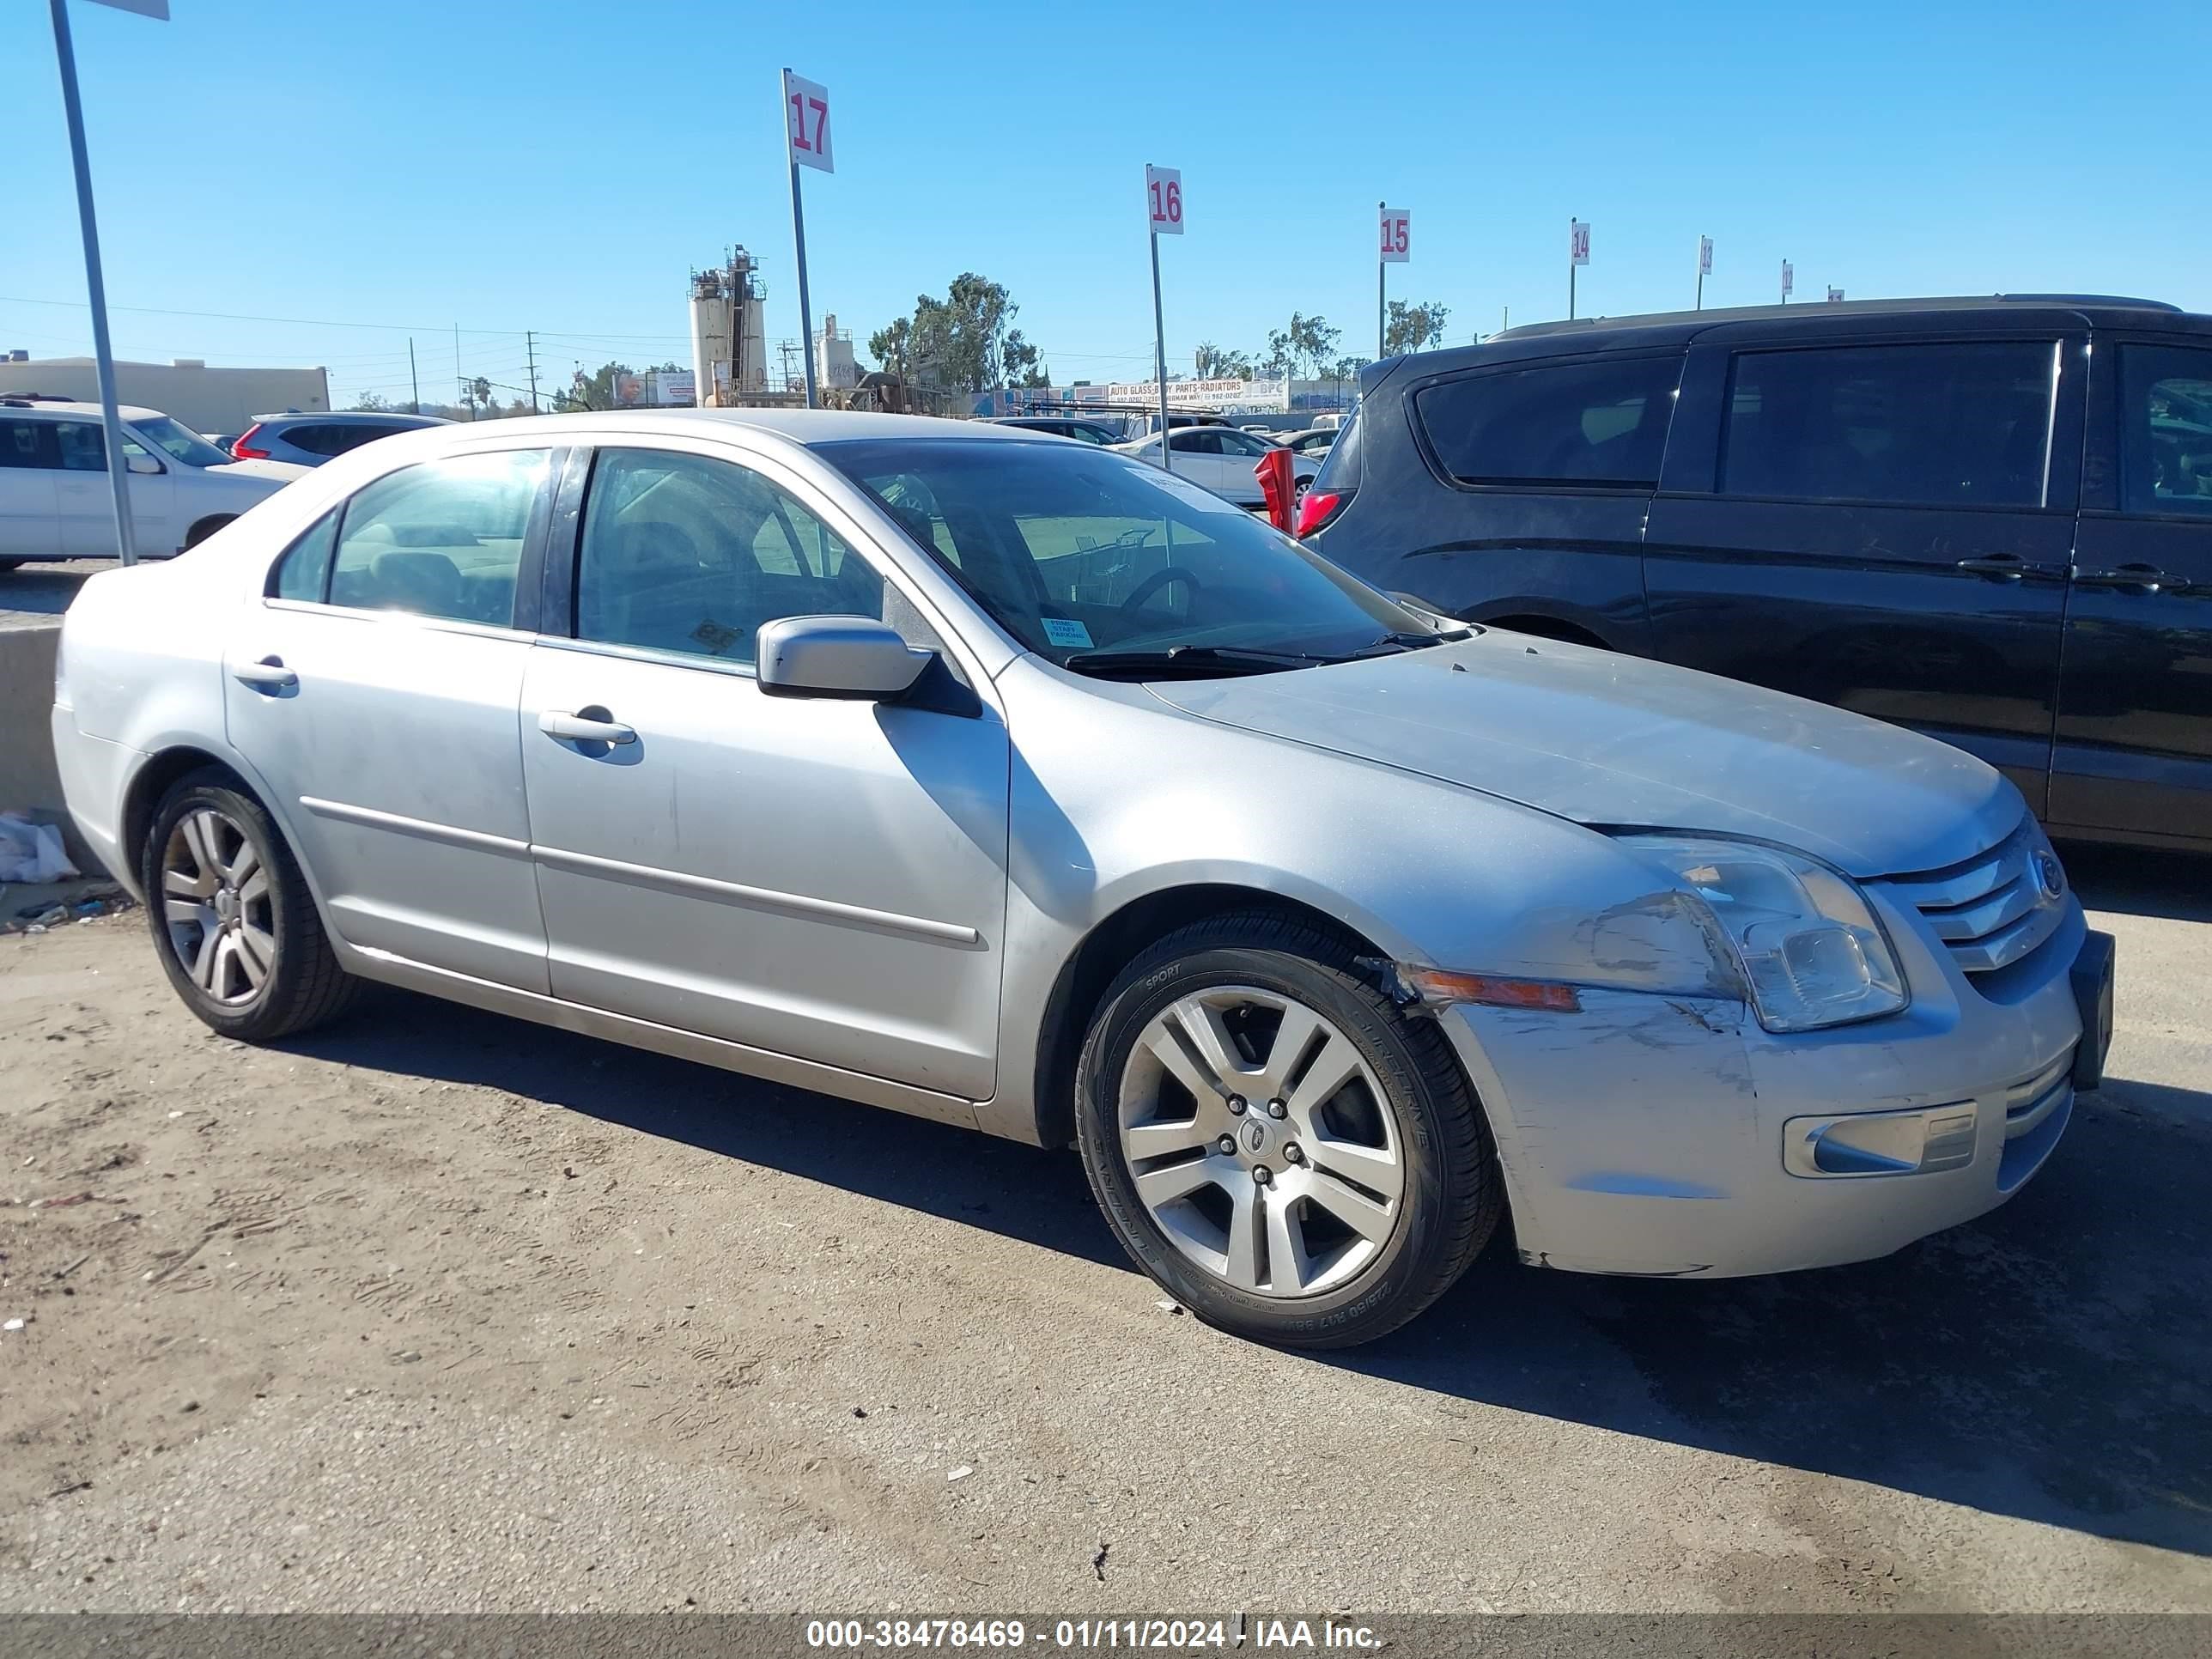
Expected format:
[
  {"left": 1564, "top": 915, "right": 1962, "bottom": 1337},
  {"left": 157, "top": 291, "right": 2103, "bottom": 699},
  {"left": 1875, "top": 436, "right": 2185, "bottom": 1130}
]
[
  {"left": 756, "top": 615, "right": 931, "bottom": 702},
  {"left": 126, "top": 454, "right": 164, "bottom": 477}
]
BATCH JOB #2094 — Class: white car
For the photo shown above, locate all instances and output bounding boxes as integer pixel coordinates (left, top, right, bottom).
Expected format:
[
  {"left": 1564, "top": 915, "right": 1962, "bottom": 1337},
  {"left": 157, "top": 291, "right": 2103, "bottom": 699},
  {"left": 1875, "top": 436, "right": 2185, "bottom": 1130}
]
[
  {"left": 1112, "top": 425, "right": 1320, "bottom": 508},
  {"left": 0, "top": 399, "right": 307, "bottom": 568}
]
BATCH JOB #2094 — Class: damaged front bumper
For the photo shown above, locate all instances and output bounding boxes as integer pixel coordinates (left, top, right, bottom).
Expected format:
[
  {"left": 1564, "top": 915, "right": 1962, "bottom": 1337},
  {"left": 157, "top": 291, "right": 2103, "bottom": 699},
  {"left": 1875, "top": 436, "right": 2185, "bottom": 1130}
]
[{"left": 1425, "top": 890, "right": 2100, "bottom": 1279}]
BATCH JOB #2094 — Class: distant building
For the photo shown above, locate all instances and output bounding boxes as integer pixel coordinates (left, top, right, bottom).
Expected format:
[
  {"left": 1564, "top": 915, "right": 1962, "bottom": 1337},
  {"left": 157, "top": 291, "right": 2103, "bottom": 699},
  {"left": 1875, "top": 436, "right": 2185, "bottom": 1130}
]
[
  {"left": 816, "top": 315, "right": 860, "bottom": 391},
  {"left": 0, "top": 355, "right": 330, "bottom": 435}
]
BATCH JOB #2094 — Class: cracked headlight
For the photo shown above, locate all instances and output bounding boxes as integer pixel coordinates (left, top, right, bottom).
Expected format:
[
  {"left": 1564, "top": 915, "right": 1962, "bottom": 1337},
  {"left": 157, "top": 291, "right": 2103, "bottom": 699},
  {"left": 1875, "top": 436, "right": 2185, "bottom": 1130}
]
[{"left": 1622, "top": 836, "right": 1907, "bottom": 1032}]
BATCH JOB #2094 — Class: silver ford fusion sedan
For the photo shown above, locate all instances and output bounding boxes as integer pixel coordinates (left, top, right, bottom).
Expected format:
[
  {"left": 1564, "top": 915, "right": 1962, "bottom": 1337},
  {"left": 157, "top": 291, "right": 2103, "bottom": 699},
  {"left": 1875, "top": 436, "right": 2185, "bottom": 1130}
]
[{"left": 52, "top": 411, "right": 2116, "bottom": 1347}]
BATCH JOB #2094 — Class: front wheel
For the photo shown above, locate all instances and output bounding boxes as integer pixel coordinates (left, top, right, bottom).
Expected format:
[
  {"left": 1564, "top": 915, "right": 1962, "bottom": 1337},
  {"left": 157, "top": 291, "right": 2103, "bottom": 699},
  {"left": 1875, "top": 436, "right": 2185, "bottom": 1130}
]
[
  {"left": 1074, "top": 912, "right": 1501, "bottom": 1348},
  {"left": 141, "top": 772, "right": 359, "bottom": 1041}
]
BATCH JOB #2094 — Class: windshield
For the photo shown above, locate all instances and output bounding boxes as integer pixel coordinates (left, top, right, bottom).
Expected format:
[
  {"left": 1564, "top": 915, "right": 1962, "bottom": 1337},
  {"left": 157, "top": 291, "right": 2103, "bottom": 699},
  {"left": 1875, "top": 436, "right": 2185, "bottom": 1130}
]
[
  {"left": 823, "top": 438, "right": 1428, "bottom": 673},
  {"left": 129, "top": 416, "right": 235, "bottom": 469}
]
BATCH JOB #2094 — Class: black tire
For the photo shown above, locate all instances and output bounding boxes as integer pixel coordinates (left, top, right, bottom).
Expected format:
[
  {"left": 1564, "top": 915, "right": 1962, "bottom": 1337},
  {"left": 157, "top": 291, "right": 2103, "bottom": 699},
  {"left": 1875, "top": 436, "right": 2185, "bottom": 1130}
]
[
  {"left": 183, "top": 515, "right": 235, "bottom": 550},
  {"left": 1074, "top": 911, "right": 1501, "bottom": 1348},
  {"left": 140, "top": 769, "right": 360, "bottom": 1041}
]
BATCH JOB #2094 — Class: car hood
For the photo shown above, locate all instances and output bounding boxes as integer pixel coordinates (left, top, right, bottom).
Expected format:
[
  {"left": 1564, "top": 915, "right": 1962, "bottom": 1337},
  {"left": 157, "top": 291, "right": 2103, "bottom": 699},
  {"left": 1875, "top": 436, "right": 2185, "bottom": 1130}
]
[
  {"left": 1145, "top": 632, "right": 2021, "bottom": 878},
  {"left": 207, "top": 459, "right": 310, "bottom": 483}
]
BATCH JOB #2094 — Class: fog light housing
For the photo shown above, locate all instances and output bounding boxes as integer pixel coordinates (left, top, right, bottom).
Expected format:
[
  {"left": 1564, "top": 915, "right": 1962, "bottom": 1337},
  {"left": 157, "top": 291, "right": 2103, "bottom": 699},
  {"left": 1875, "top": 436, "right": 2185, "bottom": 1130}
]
[{"left": 1783, "top": 1103, "right": 1978, "bottom": 1178}]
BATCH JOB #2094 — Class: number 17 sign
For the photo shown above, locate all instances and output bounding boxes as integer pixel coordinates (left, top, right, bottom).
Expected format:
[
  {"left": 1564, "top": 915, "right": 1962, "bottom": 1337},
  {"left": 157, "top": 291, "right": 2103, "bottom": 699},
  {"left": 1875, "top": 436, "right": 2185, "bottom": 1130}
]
[
  {"left": 1379, "top": 206, "right": 1410, "bottom": 263},
  {"left": 783, "top": 69, "right": 832, "bottom": 173}
]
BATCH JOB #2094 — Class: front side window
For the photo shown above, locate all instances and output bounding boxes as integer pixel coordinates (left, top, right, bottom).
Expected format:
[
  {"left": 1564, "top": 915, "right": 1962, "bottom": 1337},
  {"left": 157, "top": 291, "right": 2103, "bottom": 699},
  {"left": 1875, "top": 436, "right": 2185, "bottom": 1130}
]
[
  {"left": 326, "top": 448, "right": 547, "bottom": 624},
  {"left": 1167, "top": 428, "right": 1222, "bottom": 455},
  {"left": 1720, "top": 341, "right": 2055, "bottom": 508},
  {"left": 574, "top": 447, "right": 884, "bottom": 666},
  {"left": 2118, "top": 343, "right": 2212, "bottom": 518},
  {"left": 828, "top": 438, "right": 1423, "bottom": 672},
  {"left": 1415, "top": 355, "right": 1681, "bottom": 488},
  {"left": 53, "top": 422, "right": 151, "bottom": 471}
]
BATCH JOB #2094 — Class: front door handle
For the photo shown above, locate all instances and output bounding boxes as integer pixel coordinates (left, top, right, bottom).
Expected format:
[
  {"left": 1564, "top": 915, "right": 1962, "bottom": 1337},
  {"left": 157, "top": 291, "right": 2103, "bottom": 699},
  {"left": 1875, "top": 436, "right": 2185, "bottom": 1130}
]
[
  {"left": 1954, "top": 556, "right": 2068, "bottom": 583},
  {"left": 538, "top": 708, "right": 637, "bottom": 745},
  {"left": 234, "top": 654, "right": 297, "bottom": 691},
  {"left": 2072, "top": 563, "right": 2178, "bottom": 594}
]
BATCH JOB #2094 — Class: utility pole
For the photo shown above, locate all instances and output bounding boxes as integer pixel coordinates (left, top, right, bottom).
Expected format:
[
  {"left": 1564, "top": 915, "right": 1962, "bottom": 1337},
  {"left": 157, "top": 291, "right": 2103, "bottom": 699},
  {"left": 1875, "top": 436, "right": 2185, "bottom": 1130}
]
[
  {"left": 525, "top": 331, "right": 540, "bottom": 413},
  {"left": 408, "top": 337, "right": 421, "bottom": 416},
  {"left": 453, "top": 324, "right": 464, "bottom": 418},
  {"left": 46, "top": 0, "right": 139, "bottom": 566}
]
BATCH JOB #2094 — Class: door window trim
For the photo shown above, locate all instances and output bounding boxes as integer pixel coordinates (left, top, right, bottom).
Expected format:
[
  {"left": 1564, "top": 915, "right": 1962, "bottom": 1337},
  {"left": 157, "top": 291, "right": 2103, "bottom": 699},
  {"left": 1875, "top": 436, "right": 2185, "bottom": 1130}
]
[
  {"left": 538, "top": 435, "right": 1003, "bottom": 709},
  {"left": 1401, "top": 346, "right": 1688, "bottom": 497},
  {"left": 256, "top": 443, "right": 564, "bottom": 635}
]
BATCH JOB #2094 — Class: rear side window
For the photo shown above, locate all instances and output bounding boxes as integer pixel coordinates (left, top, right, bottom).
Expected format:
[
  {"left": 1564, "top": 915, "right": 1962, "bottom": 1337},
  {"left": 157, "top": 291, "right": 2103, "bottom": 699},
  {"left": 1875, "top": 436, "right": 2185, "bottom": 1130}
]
[
  {"left": 1312, "top": 410, "right": 1361, "bottom": 490},
  {"left": 270, "top": 510, "right": 339, "bottom": 601},
  {"left": 1414, "top": 356, "right": 1681, "bottom": 488},
  {"left": 326, "top": 449, "right": 548, "bottom": 625},
  {"left": 2118, "top": 342, "right": 2212, "bottom": 518},
  {"left": 0, "top": 419, "right": 57, "bottom": 469},
  {"left": 1721, "top": 341, "right": 2055, "bottom": 508}
]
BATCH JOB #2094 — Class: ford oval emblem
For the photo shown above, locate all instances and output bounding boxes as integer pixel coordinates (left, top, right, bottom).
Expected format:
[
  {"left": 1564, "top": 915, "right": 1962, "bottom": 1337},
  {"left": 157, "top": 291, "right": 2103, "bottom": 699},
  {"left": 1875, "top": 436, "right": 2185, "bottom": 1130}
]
[{"left": 2033, "top": 850, "right": 2065, "bottom": 902}]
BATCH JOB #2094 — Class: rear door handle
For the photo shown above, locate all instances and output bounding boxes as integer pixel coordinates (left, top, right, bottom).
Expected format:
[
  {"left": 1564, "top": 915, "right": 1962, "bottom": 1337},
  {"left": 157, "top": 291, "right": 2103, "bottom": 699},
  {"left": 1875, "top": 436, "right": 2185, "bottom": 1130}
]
[
  {"left": 2072, "top": 563, "right": 2179, "bottom": 594},
  {"left": 538, "top": 708, "right": 637, "bottom": 745},
  {"left": 234, "top": 655, "right": 297, "bottom": 691},
  {"left": 1954, "top": 556, "right": 2066, "bottom": 583}
]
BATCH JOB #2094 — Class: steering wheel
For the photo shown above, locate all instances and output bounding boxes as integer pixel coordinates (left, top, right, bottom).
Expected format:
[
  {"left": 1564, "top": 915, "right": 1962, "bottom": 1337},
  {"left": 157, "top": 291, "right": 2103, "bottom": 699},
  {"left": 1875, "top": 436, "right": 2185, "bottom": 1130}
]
[{"left": 1121, "top": 566, "right": 1203, "bottom": 612}]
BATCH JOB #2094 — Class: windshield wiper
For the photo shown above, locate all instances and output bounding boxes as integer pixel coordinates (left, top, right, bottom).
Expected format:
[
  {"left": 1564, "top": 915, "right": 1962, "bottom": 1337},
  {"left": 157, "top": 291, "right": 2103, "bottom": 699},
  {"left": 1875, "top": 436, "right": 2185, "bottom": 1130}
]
[{"left": 1060, "top": 643, "right": 1338, "bottom": 678}]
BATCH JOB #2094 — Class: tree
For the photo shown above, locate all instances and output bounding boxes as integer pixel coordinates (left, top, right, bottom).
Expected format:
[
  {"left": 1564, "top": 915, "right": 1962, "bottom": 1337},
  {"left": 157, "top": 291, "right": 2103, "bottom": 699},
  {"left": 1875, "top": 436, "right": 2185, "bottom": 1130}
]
[
  {"left": 1288, "top": 313, "right": 1340, "bottom": 380},
  {"left": 470, "top": 376, "right": 494, "bottom": 420},
  {"left": 879, "top": 273, "right": 1042, "bottom": 392},
  {"left": 1194, "top": 342, "right": 1253, "bottom": 380},
  {"left": 868, "top": 317, "right": 911, "bottom": 380},
  {"left": 1383, "top": 299, "right": 1451, "bottom": 356},
  {"left": 350, "top": 392, "right": 393, "bottom": 412}
]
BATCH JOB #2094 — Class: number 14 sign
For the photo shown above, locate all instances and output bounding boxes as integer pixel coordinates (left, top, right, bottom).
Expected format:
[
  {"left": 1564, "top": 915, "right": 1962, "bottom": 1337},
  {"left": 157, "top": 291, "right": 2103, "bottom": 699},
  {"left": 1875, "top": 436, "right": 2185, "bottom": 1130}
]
[
  {"left": 1379, "top": 206, "right": 1410, "bottom": 263},
  {"left": 783, "top": 70, "right": 832, "bottom": 173}
]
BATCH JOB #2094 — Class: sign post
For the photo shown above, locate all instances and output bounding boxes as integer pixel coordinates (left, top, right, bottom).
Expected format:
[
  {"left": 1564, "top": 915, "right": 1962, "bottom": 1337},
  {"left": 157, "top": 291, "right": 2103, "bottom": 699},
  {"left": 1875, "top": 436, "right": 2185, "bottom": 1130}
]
[
  {"left": 48, "top": 0, "right": 169, "bottom": 566},
  {"left": 1569, "top": 218, "right": 1590, "bottom": 319},
  {"left": 1697, "top": 235, "right": 1713, "bottom": 310},
  {"left": 781, "top": 68, "right": 832, "bottom": 408},
  {"left": 1781, "top": 258, "right": 1794, "bottom": 304},
  {"left": 1377, "top": 204, "right": 1409, "bottom": 358},
  {"left": 1826, "top": 286, "right": 1845, "bottom": 303},
  {"left": 1145, "top": 165, "right": 1182, "bottom": 471}
]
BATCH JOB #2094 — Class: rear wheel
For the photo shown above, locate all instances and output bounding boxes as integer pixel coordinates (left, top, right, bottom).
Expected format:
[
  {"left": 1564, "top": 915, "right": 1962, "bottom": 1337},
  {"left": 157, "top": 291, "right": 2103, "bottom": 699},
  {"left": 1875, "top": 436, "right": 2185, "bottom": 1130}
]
[
  {"left": 1074, "top": 912, "right": 1501, "bottom": 1347},
  {"left": 141, "top": 772, "right": 359, "bottom": 1041}
]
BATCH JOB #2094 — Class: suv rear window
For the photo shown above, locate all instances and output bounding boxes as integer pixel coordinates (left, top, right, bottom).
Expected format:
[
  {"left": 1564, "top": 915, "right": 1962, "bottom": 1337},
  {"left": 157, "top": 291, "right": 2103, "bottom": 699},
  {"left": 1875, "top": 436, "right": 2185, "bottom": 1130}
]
[
  {"left": 1413, "top": 356, "right": 1681, "bottom": 489},
  {"left": 1720, "top": 341, "right": 2055, "bottom": 508}
]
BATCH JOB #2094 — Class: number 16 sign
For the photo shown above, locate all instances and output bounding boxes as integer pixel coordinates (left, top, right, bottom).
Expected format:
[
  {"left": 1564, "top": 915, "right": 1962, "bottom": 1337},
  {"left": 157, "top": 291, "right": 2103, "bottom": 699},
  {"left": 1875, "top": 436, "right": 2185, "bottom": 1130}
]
[{"left": 1146, "top": 165, "right": 1183, "bottom": 235}]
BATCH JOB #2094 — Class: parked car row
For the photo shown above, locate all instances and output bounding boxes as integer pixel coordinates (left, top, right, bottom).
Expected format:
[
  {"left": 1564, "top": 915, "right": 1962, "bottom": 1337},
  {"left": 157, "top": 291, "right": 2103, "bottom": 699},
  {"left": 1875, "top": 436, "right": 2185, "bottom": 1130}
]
[
  {"left": 54, "top": 401, "right": 2113, "bottom": 1350},
  {"left": 1304, "top": 295, "right": 2212, "bottom": 854}
]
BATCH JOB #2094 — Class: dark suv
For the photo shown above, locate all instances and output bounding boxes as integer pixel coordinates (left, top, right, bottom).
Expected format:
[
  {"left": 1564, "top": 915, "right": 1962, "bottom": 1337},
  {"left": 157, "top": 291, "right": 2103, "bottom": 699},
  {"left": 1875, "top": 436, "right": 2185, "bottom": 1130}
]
[{"left": 1304, "top": 295, "right": 2212, "bottom": 853}]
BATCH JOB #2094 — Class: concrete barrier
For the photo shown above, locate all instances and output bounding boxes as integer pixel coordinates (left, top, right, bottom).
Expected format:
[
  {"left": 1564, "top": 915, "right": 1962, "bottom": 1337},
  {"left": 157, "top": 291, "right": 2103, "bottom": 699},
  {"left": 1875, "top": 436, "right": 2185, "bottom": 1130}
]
[{"left": 0, "top": 620, "right": 100, "bottom": 875}]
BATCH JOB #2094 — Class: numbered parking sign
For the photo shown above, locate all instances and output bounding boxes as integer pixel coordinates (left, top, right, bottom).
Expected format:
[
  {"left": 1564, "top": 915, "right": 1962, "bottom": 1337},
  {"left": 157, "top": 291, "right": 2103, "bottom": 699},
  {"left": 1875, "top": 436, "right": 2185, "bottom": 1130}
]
[
  {"left": 783, "top": 70, "right": 832, "bottom": 173},
  {"left": 1146, "top": 166, "right": 1183, "bottom": 235},
  {"left": 1379, "top": 206, "right": 1410, "bottom": 263},
  {"left": 1570, "top": 220, "right": 1591, "bottom": 266}
]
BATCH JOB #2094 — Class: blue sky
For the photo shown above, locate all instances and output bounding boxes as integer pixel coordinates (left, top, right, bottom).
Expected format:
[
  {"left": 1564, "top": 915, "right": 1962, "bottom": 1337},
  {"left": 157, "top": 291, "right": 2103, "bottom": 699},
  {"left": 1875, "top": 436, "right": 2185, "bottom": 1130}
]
[{"left": 5, "top": 0, "right": 2206, "bottom": 408}]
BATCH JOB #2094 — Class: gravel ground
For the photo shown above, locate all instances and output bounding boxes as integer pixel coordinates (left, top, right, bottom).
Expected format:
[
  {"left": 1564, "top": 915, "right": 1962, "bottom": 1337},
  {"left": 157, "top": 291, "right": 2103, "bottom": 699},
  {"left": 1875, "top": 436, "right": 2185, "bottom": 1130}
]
[{"left": 0, "top": 852, "right": 2207, "bottom": 1615}]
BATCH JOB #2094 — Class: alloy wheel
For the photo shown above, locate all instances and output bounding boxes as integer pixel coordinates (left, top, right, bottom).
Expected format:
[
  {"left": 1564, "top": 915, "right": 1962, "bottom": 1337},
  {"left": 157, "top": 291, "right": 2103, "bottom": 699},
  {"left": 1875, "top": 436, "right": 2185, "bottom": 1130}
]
[
  {"left": 1118, "top": 985, "right": 1404, "bottom": 1297},
  {"left": 161, "top": 807, "right": 274, "bottom": 1006}
]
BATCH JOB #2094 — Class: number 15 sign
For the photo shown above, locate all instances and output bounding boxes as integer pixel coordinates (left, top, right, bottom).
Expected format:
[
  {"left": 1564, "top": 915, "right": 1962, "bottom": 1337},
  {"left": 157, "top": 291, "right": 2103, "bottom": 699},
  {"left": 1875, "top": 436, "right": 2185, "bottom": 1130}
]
[
  {"left": 1379, "top": 206, "right": 1410, "bottom": 263},
  {"left": 784, "top": 70, "right": 832, "bottom": 173}
]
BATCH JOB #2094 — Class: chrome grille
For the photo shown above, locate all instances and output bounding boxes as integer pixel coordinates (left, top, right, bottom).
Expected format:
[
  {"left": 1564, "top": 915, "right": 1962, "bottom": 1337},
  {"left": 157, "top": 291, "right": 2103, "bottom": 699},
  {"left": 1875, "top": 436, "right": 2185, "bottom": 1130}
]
[
  {"left": 1885, "top": 818, "right": 2066, "bottom": 976},
  {"left": 2003, "top": 1052, "right": 2073, "bottom": 1141}
]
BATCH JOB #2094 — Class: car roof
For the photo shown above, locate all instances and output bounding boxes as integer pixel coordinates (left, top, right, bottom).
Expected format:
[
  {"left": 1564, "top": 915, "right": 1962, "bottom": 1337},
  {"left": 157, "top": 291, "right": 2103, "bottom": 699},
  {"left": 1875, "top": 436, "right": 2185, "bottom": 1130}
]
[
  {"left": 1379, "top": 294, "right": 2212, "bottom": 380},
  {"left": 384, "top": 408, "right": 1066, "bottom": 448},
  {"left": 0, "top": 398, "right": 166, "bottom": 422},
  {"left": 252, "top": 410, "right": 452, "bottom": 426}
]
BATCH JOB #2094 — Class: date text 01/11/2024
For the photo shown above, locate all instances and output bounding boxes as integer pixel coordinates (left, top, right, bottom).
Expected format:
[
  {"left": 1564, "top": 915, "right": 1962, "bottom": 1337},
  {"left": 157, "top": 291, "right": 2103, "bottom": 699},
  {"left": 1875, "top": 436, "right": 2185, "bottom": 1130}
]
[{"left": 805, "top": 1619, "right": 1383, "bottom": 1650}]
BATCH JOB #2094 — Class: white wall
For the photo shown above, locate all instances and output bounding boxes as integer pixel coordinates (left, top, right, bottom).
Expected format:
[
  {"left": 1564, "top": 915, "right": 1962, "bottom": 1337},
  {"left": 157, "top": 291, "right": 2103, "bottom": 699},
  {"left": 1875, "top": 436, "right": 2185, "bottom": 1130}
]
[{"left": 0, "top": 359, "right": 331, "bottom": 434}]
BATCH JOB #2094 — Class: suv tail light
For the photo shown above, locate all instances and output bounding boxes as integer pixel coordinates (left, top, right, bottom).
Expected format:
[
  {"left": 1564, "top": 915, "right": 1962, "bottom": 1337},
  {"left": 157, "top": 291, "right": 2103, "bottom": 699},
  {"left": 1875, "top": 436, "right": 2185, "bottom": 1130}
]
[
  {"left": 1294, "top": 487, "right": 1351, "bottom": 538},
  {"left": 230, "top": 423, "right": 270, "bottom": 459}
]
